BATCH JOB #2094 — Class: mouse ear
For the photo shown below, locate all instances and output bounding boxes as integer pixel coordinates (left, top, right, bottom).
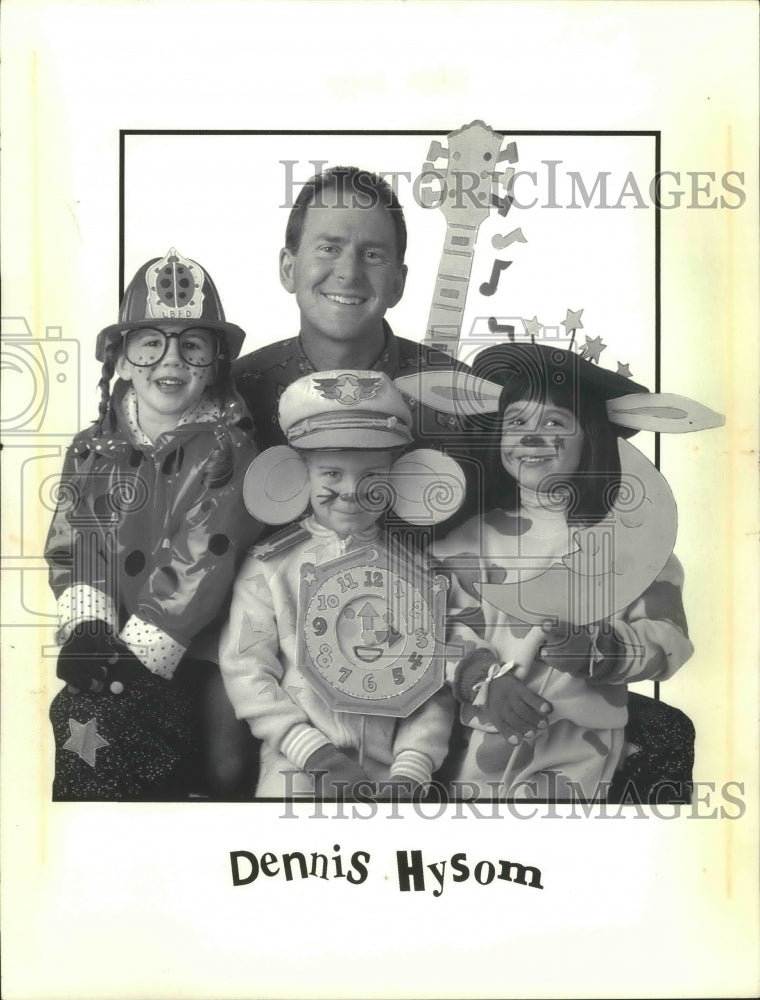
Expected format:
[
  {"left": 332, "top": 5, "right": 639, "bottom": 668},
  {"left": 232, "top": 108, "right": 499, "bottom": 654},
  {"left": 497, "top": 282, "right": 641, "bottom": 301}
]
[
  {"left": 243, "top": 446, "right": 310, "bottom": 524},
  {"left": 389, "top": 448, "right": 466, "bottom": 525},
  {"left": 395, "top": 372, "right": 502, "bottom": 416},
  {"left": 606, "top": 393, "right": 725, "bottom": 433}
]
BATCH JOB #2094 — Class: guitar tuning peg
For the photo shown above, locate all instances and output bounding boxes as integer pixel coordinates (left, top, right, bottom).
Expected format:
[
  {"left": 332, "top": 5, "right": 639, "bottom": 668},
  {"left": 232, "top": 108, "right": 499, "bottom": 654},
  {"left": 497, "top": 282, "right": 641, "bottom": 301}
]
[
  {"left": 491, "top": 193, "right": 513, "bottom": 216},
  {"left": 427, "top": 140, "right": 449, "bottom": 162},
  {"left": 493, "top": 167, "right": 515, "bottom": 189},
  {"left": 496, "top": 141, "right": 518, "bottom": 164},
  {"left": 419, "top": 187, "right": 441, "bottom": 208}
]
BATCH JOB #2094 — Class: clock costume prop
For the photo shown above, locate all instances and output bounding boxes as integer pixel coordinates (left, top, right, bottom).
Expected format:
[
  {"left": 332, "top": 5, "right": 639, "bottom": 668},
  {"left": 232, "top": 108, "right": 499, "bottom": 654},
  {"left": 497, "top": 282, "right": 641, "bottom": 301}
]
[
  {"left": 298, "top": 543, "right": 448, "bottom": 718},
  {"left": 221, "top": 370, "right": 465, "bottom": 796}
]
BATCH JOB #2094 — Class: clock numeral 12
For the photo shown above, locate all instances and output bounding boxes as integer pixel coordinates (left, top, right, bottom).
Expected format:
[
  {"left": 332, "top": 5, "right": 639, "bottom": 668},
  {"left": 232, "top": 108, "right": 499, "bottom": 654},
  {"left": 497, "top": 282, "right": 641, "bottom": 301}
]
[{"left": 364, "top": 570, "right": 383, "bottom": 588}]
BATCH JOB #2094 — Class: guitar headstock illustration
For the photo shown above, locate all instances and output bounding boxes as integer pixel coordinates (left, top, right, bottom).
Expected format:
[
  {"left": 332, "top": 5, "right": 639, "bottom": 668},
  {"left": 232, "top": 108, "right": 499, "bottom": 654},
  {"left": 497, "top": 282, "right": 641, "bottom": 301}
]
[{"left": 421, "top": 120, "right": 522, "bottom": 359}]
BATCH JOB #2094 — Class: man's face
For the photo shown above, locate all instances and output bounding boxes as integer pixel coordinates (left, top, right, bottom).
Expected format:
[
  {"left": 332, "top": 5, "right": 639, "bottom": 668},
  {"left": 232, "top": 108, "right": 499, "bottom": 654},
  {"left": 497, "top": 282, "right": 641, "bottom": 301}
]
[
  {"left": 279, "top": 196, "right": 407, "bottom": 347},
  {"left": 303, "top": 449, "right": 395, "bottom": 538}
]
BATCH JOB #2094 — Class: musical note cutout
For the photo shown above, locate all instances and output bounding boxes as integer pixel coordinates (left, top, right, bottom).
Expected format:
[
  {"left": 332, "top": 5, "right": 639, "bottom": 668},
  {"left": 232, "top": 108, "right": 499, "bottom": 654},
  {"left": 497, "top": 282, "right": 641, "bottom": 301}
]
[
  {"left": 487, "top": 318, "right": 515, "bottom": 340},
  {"left": 479, "top": 259, "right": 511, "bottom": 296},
  {"left": 491, "top": 228, "right": 527, "bottom": 251}
]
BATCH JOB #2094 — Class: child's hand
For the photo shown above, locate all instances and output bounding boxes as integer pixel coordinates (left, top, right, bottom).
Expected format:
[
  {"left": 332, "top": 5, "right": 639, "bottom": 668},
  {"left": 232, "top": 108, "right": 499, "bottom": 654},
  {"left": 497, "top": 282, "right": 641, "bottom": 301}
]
[
  {"left": 56, "top": 621, "right": 113, "bottom": 693},
  {"left": 484, "top": 671, "right": 552, "bottom": 745},
  {"left": 105, "top": 645, "right": 157, "bottom": 692},
  {"left": 539, "top": 623, "right": 595, "bottom": 676},
  {"left": 57, "top": 623, "right": 155, "bottom": 695},
  {"left": 304, "top": 744, "right": 371, "bottom": 800}
]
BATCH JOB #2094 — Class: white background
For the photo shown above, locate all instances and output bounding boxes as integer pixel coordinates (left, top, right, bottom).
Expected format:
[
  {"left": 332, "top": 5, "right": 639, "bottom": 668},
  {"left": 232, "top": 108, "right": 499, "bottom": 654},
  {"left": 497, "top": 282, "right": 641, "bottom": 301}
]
[{"left": 2, "top": 2, "right": 758, "bottom": 998}]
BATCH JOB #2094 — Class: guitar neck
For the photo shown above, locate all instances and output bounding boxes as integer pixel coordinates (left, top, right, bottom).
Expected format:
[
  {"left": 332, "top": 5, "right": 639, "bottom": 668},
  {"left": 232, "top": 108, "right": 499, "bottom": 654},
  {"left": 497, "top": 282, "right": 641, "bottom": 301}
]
[{"left": 423, "top": 221, "right": 479, "bottom": 358}]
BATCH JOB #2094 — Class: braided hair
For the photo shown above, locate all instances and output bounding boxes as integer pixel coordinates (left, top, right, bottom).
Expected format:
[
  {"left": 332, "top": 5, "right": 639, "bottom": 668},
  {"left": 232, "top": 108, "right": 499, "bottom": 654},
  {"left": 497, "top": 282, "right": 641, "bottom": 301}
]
[
  {"left": 96, "top": 330, "right": 235, "bottom": 430},
  {"left": 95, "top": 339, "right": 122, "bottom": 433},
  {"left": 95, "top": 331, "right": 238, "bottom": 489}
]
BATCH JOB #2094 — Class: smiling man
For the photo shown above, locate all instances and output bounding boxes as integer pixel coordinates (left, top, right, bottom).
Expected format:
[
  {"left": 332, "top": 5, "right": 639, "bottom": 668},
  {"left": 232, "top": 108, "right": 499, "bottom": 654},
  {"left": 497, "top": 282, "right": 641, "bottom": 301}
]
[{"left": 234, "top": 165, "right": 469, "bottom": 452}]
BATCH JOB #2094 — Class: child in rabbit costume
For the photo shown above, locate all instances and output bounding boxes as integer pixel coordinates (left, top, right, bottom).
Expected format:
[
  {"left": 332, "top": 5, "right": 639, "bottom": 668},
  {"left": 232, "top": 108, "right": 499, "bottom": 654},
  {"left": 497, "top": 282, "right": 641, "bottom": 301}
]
[{"left": 398, "top": 337, "right": 723, "bottom": 800}]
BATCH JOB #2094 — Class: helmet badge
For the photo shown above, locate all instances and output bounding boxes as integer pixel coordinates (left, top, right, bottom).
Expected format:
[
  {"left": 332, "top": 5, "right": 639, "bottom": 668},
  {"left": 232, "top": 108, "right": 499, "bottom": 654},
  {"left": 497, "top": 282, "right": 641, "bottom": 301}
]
[{"left": 145, "top": 247, "right": 205, "bottom": 320}]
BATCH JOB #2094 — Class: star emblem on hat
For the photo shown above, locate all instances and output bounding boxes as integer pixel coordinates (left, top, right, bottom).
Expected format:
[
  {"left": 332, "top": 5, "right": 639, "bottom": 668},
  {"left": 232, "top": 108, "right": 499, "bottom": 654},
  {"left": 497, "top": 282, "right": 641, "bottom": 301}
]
[
  {"left": 63, "top": 717, "right": 109, "bottom": 767},
  {"left": 616, "top": 362, "right": 633, "bottom": 378},
  {"left": 313, "top": 374, "right": 382, "bottom": 405}
]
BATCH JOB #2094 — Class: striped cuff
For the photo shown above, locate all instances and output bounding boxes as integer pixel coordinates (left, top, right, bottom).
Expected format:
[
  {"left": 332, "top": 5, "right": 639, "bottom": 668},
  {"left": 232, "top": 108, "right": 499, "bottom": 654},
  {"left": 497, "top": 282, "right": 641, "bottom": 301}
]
[
  {"left": 56, "top": 585, "right": 117, "bottom": 644},
  {"left": 120, "top": 616, "right": 186, "bottom": 679},
  {"left": 390, "top": 750, "right": 434, "bottom": 786},
  {"left": 281, "top": 723, "right": 332, "bottom": 772}
]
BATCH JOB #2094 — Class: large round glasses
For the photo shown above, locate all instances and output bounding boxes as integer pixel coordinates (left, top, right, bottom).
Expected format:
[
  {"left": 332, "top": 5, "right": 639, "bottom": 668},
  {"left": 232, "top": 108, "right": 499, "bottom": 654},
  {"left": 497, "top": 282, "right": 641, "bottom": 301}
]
[{"left": 123, "top": 327, "right": 221, "bottom": 368}]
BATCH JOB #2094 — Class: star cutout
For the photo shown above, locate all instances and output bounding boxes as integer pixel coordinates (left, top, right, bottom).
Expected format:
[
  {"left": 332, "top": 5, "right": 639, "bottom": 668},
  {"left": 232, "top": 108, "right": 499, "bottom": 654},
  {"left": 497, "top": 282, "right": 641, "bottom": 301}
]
[
  {"left": 335, "top": 376, "right": 360, "bottom": 403},
  {"left": 561, "top": 308, "right": 584, "bottom": 335},
  {"left": 63, "top": 717, "right": 109, "bottom": 767},
  {"left": 303, "top": 569, "right": 317, "bottom": 585},
  {"left": 616, "top": 362, "right": 632, "bottom": 378},
  {"left": 522, "top": 316, "right": 542, "bottom": 337},
  {"left": 580, "top": 335, "right": 607, "bottom": 364},
  {"left": 238, "top": 612, "right": 270, "bottom": 654}
]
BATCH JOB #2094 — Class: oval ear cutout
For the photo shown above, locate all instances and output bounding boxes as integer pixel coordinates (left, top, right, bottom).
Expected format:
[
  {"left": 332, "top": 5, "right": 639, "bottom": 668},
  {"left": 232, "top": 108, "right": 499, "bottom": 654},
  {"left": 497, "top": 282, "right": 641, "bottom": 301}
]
[
  {"left": 606, "top": 392, "right": 725, "bottom": 433},
  {"left": 243, "top": 446, "right": 310, "bottom": 524},
  {"left": 395, "top": 372, "right": 502, "bottom": 416},
  {"left": 390, "top": 449, "right": 466, "bottom": 525}
]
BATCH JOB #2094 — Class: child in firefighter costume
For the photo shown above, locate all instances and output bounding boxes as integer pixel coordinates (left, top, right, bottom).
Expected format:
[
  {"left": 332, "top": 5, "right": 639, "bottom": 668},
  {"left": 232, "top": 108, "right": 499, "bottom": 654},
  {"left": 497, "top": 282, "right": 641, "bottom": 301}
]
[{"left": 47, "top": 249, "right": 261, "bottom": 799}]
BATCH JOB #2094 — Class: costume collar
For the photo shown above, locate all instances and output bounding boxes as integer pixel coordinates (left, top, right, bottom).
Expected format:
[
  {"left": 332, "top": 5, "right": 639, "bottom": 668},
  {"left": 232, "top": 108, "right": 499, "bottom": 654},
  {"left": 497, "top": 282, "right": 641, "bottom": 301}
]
[
  {"left": 117, "top": 383, "right": 224, "bottom": 447},
  {"left": 301, "top": 514, "right": 381, "bottom": 548}
]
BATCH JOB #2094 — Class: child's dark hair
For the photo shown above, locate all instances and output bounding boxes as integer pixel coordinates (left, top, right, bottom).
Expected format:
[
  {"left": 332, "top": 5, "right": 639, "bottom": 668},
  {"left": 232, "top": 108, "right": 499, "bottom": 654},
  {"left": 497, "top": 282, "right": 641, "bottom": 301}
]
[
  {"left": 480, "top": 365, "right": 622, "bottom": 526},
  {"left": 284, "top": 166, "right": 408, "bottom": 265}
]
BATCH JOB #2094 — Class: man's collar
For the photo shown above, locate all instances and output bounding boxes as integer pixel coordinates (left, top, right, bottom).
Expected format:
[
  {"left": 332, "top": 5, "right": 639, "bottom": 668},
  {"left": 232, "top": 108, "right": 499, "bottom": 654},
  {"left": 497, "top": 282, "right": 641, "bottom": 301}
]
[{"left": 296, "top": 321, "right": 399, "bottom": 376}]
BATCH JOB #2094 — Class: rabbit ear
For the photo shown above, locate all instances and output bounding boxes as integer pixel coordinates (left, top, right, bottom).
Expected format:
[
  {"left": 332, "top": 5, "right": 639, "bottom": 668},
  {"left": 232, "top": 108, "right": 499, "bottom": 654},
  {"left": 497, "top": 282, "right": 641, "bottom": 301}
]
[
  {"left": 395, "top": 372, "right": 502, "bottom": 416},
  {"left": 606, "top": 393, "right": 725, "bottom": 434},
  {"left": 389, "top": 448, "right": 466, "bottom": 525},
  {"left": 243, "top": 446, "right": 310, "bottom": 524}
]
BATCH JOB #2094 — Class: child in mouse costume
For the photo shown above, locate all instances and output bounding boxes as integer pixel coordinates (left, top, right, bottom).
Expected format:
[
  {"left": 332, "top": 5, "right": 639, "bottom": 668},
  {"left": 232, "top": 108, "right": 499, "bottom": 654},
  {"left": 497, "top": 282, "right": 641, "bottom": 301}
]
[{"left": 219, "top": 370, "right": 465, "bottom": 799}]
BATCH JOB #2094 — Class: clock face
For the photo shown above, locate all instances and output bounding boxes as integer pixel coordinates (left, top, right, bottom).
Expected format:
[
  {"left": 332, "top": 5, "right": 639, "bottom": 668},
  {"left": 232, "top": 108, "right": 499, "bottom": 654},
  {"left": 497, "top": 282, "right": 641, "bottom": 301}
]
[{"left": 298, "top": 546, "right": 447, "bottom": 718}]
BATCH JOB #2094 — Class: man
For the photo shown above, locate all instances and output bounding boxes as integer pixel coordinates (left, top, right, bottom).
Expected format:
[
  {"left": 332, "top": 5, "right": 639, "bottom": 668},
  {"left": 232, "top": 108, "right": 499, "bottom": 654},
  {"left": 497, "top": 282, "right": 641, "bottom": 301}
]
[{"left": 234, "top": 165, "right": 469, "bottom": 453}]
